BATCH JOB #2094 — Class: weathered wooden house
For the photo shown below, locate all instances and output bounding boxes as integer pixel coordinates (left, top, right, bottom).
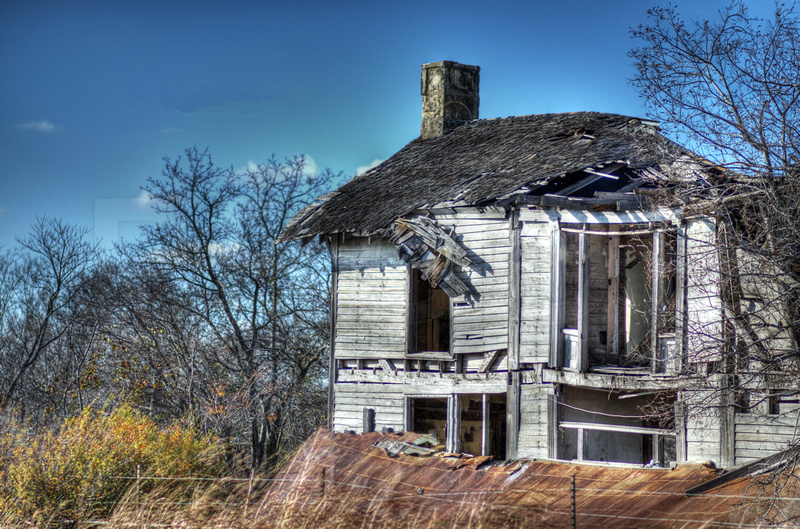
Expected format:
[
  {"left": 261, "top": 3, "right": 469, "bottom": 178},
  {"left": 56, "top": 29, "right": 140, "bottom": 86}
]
[{"left": 280, "top": 61, "right": 798, "bottom": 468}]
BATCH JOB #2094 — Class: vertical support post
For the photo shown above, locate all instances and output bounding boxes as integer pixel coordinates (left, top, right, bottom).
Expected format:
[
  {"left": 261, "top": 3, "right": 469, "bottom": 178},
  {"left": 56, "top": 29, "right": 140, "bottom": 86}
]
[
  {"left": 720, "top": 376, "right": 736, "bottom": 467},
  {"left": 507, "top": 209, "right": 522, "bottom": 460},
  {"left": 362, "top": 408, "right": 376, "bottom": 433},
  {"left": 508, "top": 209, "right": 522, "bottom": 370},
  {"left": 481, "top": 394, "right": 490, "bottom": 456},
  {"left": 576, "top": 428, "right": 585, "bottom": 461},
  {"left": 651, "top": 230, "right": 663, "bottom": 373},
  {"left": 550, "top": 221, "right": 566, "bottom": 368},
  {"left": 446, "top": 394, "right": 462, "bottom": 454},
  {"left": 405, "top": 397, "right": 414, "bottom": 433},
  {"left": 675, "top": 398, "right": 687, "bottom": 463},
  {"left": 507, "top": 372, "right": 521, "bottom": 459},
  {"left": 548, "top": 385, "right": 563, "bottom": 459},
  {"left": 607, "top": 235, "right": 620, "bottom": 361},
  {"left": 406, "top": 264, "right": 415, "bottom": 355},
  {"left": 570, "top": 474, "right": 577, "bottom": 529},
  {"left": 328, "top": 235, "right": 339, "bottom": 430},
  {"left": 577, "top": 226, "right": 589, "bottom": 372},
  {"left": 653, "top": 434, "right": 665, "bottom": 466},
  {"left": 674, "top": 226, "right": 687, "bottom": 372}
]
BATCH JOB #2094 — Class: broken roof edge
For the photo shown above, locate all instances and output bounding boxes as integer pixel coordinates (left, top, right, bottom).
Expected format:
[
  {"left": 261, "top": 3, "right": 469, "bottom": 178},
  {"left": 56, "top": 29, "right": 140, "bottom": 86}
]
[{"left": 278, "top": 112, "right": 708, "bottom": 242}]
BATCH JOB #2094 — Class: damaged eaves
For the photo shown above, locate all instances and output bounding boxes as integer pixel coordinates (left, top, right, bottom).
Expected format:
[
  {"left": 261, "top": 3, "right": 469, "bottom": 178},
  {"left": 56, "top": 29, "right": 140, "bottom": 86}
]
[{"left": 278, "top": 112, "right": 706, "bottom": 242}]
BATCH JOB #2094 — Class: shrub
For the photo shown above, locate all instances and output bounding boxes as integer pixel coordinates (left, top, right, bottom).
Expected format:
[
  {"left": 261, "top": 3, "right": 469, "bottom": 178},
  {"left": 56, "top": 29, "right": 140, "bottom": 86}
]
[{"left": 0, "top": 404, "right": 218, "bottom": 526}]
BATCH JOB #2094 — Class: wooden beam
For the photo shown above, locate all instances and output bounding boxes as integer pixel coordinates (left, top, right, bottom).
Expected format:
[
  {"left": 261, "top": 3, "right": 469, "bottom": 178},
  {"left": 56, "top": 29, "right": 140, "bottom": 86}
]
[
  {"left": 607, "top": 235, "right": 620, "bottom": 359},
  {"left": 675, "top": 399, "right": 687, "bottom": 463},
  {"left": 506, "top": 371, "right": 521, "bottom": 459},
  {"left": 560, "top": 421, "right": 675, "bottom": 437},
  {"left": 478, "top": 349, "right": 504, "bottom": 373},
  {"left": 481, "top": 394, "right": 490, "bottom": 457},
  {"left": 650, "top": 230, "right": 663, "bottom": 373},
  {"left": 720, "top": 377, "right": 736, "bottom": 468},
  {"left": 446, "top": 394, "right": 461, "bottom": 454},
  {"left": 508, "top": 209, "right": 522, "bottom": 371},
  {"left": 406, "top": 264, "right": 414, "bottom": 355},
  {"left": 674, "top": 226, "right": 687, "bottom": 372},
  {"left": 328, "top": 235, "right": 339, "bottom": 430},
  {"left": 548, "top": 386, "right": 563, "bottom": 459},
  {"left": 549, "top": 222, "right": 566, "bottom": 368},
  {"left": 577, "top": 226, "right": 589, "bottom": 372},
  {"left": 378, "top": 359, "right": 395, "bottom": 374}
]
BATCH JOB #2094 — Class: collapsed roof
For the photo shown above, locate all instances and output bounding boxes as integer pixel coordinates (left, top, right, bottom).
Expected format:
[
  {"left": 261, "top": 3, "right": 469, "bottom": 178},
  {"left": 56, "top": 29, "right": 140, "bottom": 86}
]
[{"left": 279, "top": 111, "right": 703, "bottom": 242}]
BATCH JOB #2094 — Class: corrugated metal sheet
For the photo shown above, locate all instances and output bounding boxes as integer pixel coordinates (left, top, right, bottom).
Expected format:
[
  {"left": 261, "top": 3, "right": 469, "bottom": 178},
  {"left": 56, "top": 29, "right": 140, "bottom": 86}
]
[{"left": 263, "top": 429, "right": 800, "bottom": 528}]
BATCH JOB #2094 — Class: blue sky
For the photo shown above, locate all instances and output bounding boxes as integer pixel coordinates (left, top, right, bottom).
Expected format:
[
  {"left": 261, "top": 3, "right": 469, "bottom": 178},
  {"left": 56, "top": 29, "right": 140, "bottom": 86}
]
[{"left": 0, "top": 0, "right": 772, "bottom": 249}]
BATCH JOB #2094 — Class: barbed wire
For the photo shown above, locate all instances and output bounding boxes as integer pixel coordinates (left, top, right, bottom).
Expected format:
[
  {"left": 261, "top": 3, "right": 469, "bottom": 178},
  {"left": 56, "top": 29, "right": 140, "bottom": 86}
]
[{"left": 75, "top": 472, "right": 800, "bottom": 528}]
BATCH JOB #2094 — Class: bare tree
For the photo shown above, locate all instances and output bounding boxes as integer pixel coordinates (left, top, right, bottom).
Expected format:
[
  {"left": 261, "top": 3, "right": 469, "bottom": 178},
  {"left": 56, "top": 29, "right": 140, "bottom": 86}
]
[
  {"left": 132, "top": 147, "right": 334, "bottom": 468},
  {"left": 0, "top": 218, "right": 99, "bottom": 415},
  {"left": 630, "top": 2, "right": 799, "bottom": 366},
  {"left": 630, "top": 6, "right": 800, "bottom": 517}
]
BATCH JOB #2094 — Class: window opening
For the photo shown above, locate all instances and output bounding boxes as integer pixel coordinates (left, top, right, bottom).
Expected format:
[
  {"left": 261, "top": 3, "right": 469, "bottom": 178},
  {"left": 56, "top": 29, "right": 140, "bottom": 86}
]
[
  {"left": 409, "top": 397, "right": 447, "bottom": 449},
  {"left": 412, "top": 269, "right": 450, "bottom": 352},
  {"left": 459, "top": 394, "right": 506, "bottom": 458}
]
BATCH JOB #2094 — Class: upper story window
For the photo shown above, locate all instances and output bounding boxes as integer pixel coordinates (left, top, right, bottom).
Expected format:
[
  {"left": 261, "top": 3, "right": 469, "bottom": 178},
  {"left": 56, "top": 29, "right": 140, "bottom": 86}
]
[{"left": 412, "top": 269, "right": 450, "bottom": 352}]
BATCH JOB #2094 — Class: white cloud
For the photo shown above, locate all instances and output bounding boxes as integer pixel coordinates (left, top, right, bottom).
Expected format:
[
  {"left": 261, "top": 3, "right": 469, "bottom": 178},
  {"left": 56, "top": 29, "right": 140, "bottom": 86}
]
[
  {"left": 237, "top": 155, "right": 319, "bottom": 177},
  {"left": 16, "top": 120, "right": 61, "bottom": 133},
  {"left": 302, "top": 155, "right": 319, "bottom": 176},
  {"left": 357, "top": 158, "right": 384, "bottom": 175},
  {"left": 135, "top": 189, "right": 154, "bottom": 208}
]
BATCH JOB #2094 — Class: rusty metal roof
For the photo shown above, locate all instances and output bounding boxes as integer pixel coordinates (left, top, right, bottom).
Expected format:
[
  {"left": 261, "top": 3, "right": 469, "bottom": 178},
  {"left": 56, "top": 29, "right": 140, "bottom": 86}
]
[{"left": 262, "top": 429, "right": 800, "bottom": 528}]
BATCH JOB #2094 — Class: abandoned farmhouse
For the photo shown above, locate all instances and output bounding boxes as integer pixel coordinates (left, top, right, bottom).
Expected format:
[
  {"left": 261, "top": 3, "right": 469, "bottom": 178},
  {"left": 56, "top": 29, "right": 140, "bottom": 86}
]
[{"left": 280, "top": 61, "right": 797, "bottom": 469}]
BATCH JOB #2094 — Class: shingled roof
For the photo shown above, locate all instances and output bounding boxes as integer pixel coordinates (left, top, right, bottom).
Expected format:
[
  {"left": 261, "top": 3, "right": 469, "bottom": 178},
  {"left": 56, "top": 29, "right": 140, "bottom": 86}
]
[{"left": 279, "top": 111, "right": 696, "bottom": 242}]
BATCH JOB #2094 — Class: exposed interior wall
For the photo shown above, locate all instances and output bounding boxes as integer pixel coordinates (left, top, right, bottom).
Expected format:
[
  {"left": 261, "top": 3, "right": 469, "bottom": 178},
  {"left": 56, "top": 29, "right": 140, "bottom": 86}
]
[
  {"left": 458, "top": 394, "right": 506, "bottom": 458},
  {"left": 558, "top": 387, "right": 674, "bottom": 465},
  {"left": 625, "top": 260, "right": 651, "bottom": 356},
  {"left": 412, "top": 269, "right": 450, "bottom": 352},
  {"left": 410, "top": 397, "right": 448, "bottom": 447}
]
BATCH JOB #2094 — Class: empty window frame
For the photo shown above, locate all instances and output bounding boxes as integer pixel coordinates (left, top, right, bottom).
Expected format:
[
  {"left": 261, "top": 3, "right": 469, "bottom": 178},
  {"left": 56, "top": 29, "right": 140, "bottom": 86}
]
[
  {"left": 557, "top": 226, "right": 677, "bottom": 371},
  {"left": 411, "top": 268, "right": 451, "bottom": 353}
]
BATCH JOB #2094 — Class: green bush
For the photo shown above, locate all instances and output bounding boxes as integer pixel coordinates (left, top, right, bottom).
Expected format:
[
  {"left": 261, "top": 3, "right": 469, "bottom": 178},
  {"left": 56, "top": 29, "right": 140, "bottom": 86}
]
[{"left": 0, "top": 405, "right": 218, "bottom": 526}]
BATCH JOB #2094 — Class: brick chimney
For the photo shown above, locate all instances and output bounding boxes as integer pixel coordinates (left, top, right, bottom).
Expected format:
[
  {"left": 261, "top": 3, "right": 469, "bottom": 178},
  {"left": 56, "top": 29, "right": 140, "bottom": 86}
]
[{"left": 420, "top": 61, "right": 480, "bottom": 139}]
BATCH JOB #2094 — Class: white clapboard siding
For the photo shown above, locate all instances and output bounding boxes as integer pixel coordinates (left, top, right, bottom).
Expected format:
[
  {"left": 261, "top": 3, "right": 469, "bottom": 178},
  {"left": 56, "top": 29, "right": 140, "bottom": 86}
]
[
  {"left": 684, "top": 391, "right": 722, "bottom": 463},
  {"left": 734, "top": 414, "right": 800, "bottom": 464},
  {"left": 332, "top": 382, "right": 405, "bottom": 433},
  {"left": 445, "top": 209, "right": 511, "bottom": 356},
  {"left": 335, "top": 238, "right": 408, "bottom": 358},
  {"left": 519, "top": 210, "right": 552, "bottom": 364},
  {"left": 685, "top": 219, "right": 723, "bottom": 363},
  {"left": 517, "top": 384, "right": 551, "bottom": 458}
]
